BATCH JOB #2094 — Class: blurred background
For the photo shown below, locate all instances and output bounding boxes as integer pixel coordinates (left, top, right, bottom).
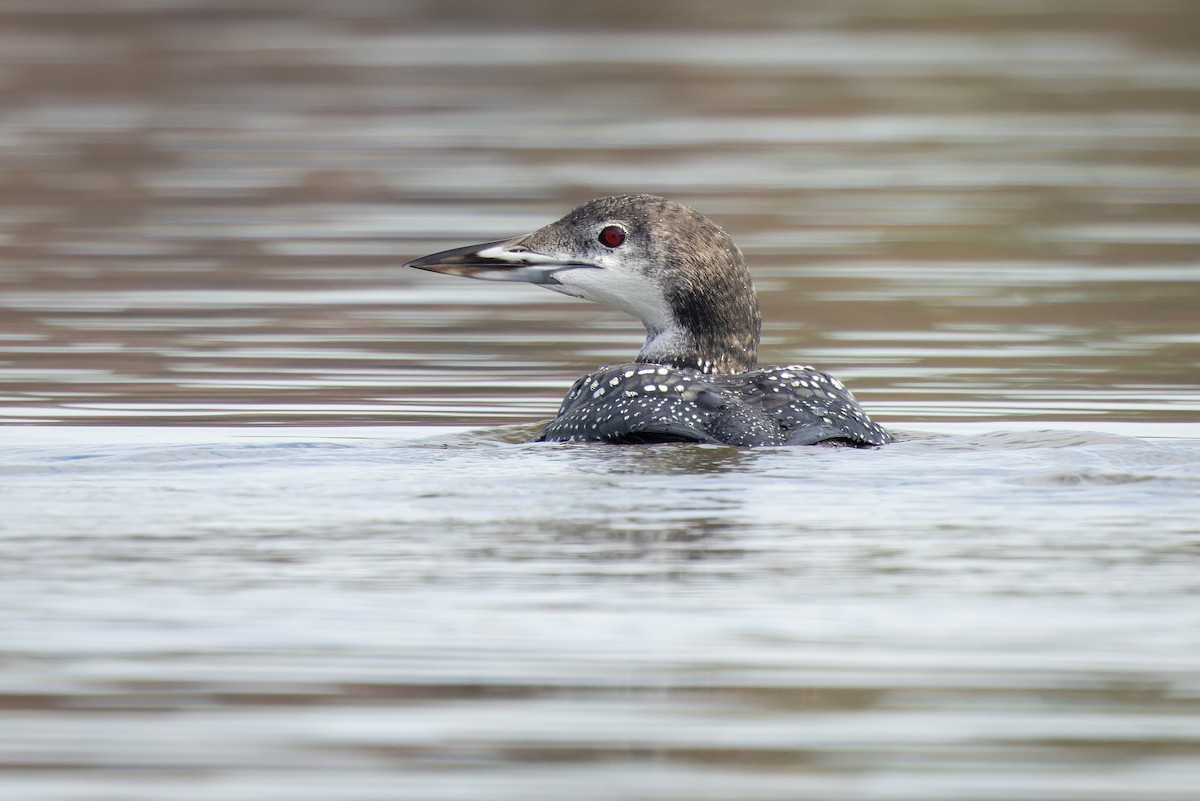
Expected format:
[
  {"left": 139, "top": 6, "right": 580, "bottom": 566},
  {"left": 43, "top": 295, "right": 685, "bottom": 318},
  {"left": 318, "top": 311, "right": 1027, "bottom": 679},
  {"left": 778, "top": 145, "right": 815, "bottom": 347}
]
[{"left": 1, "top": 0, "right": 1197, "bottom": 427}]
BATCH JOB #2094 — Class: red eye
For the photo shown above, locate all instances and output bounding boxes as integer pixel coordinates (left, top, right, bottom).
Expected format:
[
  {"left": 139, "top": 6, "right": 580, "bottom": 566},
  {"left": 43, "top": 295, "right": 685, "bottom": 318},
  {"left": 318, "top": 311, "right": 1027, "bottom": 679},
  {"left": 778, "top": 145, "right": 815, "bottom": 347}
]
[{"left": 598, "top": 225, "right": 626, "bottom": 248}]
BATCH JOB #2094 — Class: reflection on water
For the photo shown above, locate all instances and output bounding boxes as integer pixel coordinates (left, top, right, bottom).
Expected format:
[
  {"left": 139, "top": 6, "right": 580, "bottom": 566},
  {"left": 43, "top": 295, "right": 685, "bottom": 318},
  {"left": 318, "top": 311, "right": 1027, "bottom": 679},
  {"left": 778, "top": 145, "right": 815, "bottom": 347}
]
[
  {"left": 3, "top": 425, "right": 1199, "bottom": 801},
  {"left": 1, "top": 1, "right": 1199, "bottom": 800},
  {"left": 2, "top": 1, "right": 1198, "bottom": 428}
]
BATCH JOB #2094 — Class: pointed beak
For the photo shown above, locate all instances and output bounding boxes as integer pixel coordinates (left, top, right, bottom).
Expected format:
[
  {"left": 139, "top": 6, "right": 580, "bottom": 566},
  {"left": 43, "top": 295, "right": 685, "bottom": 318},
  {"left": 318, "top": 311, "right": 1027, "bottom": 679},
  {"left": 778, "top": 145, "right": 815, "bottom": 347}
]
[{"left": 404, "top": 238, "right": 600, "bottom": 286}]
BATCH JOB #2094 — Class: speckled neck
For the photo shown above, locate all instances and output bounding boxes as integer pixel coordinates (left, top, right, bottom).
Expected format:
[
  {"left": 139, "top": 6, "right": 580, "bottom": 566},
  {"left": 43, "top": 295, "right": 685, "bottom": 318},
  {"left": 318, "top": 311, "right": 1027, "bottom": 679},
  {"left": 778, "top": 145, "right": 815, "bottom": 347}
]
[{"left": 631, "top": 202, "right": 762, "bottom": 375}]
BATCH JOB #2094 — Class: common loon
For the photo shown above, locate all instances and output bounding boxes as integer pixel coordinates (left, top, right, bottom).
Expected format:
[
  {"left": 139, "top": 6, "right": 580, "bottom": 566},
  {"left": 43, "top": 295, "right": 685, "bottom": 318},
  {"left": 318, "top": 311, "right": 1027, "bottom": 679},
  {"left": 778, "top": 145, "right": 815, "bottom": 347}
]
[{"left": 405, "top": 194, "right": 892, "bottom": 447}]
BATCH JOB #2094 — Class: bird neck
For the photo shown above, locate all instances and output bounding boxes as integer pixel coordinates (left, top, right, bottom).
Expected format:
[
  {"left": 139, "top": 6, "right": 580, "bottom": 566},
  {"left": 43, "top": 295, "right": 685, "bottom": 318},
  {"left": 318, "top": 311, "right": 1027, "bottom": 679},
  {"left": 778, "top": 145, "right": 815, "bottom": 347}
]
[{"left": 635, "top": 281, "right": 761, "bottom": 375}]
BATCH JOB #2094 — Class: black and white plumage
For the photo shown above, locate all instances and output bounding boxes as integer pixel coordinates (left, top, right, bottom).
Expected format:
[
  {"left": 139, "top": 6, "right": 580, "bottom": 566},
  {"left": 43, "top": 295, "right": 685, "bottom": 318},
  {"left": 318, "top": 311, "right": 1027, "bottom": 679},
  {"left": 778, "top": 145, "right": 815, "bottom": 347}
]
[{"left": 405, "top": 194, "right": 892, "bottom": 447}]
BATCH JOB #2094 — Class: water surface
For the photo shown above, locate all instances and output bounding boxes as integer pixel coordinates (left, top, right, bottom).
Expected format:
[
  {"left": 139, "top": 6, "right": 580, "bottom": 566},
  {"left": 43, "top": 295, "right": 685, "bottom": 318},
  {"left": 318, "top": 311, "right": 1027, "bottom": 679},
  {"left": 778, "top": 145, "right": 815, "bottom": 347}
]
[{"left": 1, "top": 1, "right": 1198, "bottom": 799}]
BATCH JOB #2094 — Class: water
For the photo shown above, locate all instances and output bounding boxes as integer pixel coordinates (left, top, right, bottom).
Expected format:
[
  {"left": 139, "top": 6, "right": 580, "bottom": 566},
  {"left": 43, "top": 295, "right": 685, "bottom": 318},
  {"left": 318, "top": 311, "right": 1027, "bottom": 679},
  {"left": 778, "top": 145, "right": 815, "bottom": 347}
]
[
  {"left": 3, "top": 425, "right": 1200, "bottom": 800},
  {"left": 1, "top": 1, "right": 1199, "bottom": 799}
]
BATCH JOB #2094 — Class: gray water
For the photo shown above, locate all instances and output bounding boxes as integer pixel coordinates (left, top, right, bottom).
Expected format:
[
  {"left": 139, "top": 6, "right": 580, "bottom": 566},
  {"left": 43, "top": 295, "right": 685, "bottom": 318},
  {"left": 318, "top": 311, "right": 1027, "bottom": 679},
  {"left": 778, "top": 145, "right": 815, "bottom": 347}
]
[{"left": 1, "top": 1, "right": 1199, "bottom": 800}]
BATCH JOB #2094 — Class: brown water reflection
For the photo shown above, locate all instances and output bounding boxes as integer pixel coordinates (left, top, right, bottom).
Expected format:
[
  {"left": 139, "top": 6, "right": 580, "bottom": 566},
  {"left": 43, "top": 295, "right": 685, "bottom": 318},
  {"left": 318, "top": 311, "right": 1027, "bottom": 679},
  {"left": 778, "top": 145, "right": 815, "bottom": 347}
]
[{"left": 1, "top": 0, "right": 1198, "bottom": 428}]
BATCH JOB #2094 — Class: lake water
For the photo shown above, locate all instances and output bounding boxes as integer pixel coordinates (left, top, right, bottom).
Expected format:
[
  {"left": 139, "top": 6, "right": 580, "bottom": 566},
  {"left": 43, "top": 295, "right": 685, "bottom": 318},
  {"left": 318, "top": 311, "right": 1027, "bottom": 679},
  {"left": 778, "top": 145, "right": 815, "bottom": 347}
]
[{"left": 1, "top": 1, "right": 1198, "bottom": 800}]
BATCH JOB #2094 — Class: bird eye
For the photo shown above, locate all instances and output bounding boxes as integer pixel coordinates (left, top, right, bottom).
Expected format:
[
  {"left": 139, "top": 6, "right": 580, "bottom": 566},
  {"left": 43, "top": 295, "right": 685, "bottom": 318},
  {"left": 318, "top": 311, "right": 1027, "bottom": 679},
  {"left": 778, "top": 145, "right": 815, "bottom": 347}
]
[{"left": 598, "top": 225, "right": 626, "bottom": 249}]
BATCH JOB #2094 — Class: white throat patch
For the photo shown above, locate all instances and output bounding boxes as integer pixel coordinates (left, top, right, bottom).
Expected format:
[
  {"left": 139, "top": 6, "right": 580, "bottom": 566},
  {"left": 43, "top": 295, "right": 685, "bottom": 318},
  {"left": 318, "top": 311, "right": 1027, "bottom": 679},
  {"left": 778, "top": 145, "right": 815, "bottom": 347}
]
[{"left": 548, "top": 267, "right": 675, "bottom": 335}]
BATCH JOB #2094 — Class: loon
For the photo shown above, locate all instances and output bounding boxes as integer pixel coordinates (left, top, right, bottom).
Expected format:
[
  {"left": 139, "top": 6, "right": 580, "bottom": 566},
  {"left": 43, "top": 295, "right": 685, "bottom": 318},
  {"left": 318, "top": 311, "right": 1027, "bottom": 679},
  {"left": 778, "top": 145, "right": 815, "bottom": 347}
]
[{"left": 405, "top": 194, "right": 892, "bottom": 447}]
